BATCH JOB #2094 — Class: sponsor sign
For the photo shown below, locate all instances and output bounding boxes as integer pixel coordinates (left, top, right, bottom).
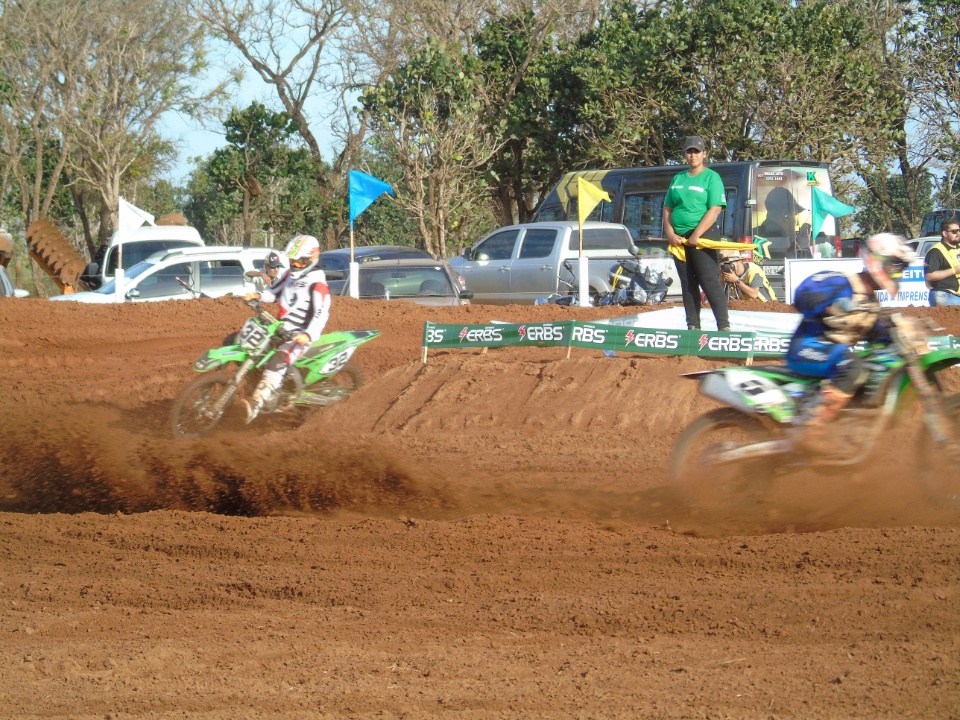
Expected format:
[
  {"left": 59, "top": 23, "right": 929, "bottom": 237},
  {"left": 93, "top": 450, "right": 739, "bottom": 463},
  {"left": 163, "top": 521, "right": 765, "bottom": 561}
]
[
  {"left": 423, "top": 321, "right": 795, "bottom": 359},
  {"left": 784, "top": 258, "right": 928, "bottom": 307},
  {"left": 423, "top": 321, "right": 958, "bottom": 362}
]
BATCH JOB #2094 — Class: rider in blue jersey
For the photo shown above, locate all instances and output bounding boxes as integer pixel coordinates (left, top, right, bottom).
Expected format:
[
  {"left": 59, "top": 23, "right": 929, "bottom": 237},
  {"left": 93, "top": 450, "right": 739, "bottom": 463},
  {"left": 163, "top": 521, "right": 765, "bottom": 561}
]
[{"left": 787, "top": 233, "right": 916, "bottom": 449}]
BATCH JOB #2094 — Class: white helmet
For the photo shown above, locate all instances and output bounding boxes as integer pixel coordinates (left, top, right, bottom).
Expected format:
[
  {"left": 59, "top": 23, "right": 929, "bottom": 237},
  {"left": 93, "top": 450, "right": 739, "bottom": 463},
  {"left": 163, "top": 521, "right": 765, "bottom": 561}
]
[
  {"left": 284, "top": 235, "right": 321, "bottom": 279},
  {"left": 860, "top": 233, "right": 916, "bottom": 295}
]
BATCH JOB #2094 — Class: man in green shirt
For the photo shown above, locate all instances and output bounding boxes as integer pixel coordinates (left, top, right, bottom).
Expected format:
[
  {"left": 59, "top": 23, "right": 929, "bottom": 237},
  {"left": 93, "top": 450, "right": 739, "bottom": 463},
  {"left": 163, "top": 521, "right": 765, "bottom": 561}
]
[{"left": 663, "top": 136, "right": 731, "bottom": 331}]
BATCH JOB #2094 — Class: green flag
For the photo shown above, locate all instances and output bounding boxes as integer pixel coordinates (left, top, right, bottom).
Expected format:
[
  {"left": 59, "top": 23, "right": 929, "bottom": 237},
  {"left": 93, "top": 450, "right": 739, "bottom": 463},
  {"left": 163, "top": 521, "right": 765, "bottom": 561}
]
[{"left": 811, "top": 187, "right": 855, "bottom": 240}]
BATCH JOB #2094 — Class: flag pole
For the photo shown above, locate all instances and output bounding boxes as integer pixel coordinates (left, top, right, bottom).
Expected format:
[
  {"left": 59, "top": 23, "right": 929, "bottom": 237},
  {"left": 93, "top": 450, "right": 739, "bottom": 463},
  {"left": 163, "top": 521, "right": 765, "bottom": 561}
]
[
  {"left": 578, "top": 221, "right": 589, "bottom": 307},
  {"left": 349, "top": 221, "right": 359, "bottom": 299}
]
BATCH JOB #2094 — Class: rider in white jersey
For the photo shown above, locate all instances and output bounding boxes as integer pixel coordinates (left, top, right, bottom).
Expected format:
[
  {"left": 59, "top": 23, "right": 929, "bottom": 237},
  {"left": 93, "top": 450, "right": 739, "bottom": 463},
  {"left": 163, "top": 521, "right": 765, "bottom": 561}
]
[{"left": 242, "top": 235, "right": 331, "bottom": 422}]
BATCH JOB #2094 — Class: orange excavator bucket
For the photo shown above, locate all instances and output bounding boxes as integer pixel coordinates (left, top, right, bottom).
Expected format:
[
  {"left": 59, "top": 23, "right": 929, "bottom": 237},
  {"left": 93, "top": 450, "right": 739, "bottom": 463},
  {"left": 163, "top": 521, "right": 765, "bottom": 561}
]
[{"left": 25, "top": 220, "right": 92, "bottom": 292}]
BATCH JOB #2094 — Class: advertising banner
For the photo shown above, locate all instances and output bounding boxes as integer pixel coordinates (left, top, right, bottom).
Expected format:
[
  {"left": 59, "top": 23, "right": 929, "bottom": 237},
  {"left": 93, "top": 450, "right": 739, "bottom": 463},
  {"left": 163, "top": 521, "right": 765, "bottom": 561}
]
[
  {"left": 422, "top": 321, "right": 793, "bottom": 361},
  {"left": 423, "top": 320, "right": 959, "bottom": 361},
  {"left": 784, "top": 258, "right": 928, "bottom": 307}
]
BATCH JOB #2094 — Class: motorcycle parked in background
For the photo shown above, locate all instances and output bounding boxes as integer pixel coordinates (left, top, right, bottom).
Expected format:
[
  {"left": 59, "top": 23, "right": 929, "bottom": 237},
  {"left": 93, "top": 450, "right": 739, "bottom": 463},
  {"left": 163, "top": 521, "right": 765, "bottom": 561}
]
[
  {"left": 597, "top": 246, "right": 673, "bottom": 307},
  {"left": 536, "top": 245, "right": 673, "bottom": 307}
]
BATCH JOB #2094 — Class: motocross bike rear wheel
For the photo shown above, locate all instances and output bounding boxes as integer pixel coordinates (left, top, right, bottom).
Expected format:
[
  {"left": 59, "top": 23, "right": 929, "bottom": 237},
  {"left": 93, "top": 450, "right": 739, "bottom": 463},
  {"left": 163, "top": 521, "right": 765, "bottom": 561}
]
[
  {"left": 307, "top": 362, "right": 364, "bottom": 405},
  {"left": 170, "top": 372, "right": 237, "bottom": 439},
  {"left": 297, "top": 362, "right": 363, "bottom": 416},
  {"left": 917, "top": 394, "right": 960, "bottom": 511},
  {"left": 670, "top": 408, "right": 774, "bottom": 515}
]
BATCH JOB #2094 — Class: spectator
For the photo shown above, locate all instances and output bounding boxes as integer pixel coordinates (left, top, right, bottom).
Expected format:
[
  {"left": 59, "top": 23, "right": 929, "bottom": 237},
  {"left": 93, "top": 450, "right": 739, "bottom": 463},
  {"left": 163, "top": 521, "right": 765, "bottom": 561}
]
[
  {"left": 719, "top": 250, "right": 777, "bottom": 302},
  {"left": 923, "top": 220, "right": 960, "bottom": 307},
  {"left": 245, "top": 251, "right": 284, "bottom": 292},
  {"left": 663, "top": 135, "right": 731, "bottom": 331}
]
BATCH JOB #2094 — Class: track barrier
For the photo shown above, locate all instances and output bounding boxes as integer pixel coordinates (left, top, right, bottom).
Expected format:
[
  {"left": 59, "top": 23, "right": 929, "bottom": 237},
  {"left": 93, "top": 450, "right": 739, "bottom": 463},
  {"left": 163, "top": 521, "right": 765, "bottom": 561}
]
[{"left": 421, "top": 320, "right": 959, "bottom": 364}]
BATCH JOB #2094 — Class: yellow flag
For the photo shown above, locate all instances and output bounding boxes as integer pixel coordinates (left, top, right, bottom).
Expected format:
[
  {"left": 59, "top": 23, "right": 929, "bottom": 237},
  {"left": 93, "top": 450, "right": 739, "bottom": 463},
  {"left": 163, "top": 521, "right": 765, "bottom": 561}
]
[
  {"left": 669, "top": 237, "right": 755, "bottom": 262},
  {"left": 577, "top": 177, "right": 611, "bottom": 226}
]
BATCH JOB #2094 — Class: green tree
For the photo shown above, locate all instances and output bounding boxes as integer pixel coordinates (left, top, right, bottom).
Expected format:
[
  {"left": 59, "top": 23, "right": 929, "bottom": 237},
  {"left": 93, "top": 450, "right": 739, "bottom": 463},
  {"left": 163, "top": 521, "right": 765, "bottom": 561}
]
[
  {"left": 853, "top": 170, "right": 934, "bottom": 236},
  {"left": 185, "top": 103, "right": 335, "bottom": 246},
  {"left": 208, "top": 103, "right": 304, "bottom": 246},
  {"left": 361, "top": 41, "right": 505, "bottom": 257}
]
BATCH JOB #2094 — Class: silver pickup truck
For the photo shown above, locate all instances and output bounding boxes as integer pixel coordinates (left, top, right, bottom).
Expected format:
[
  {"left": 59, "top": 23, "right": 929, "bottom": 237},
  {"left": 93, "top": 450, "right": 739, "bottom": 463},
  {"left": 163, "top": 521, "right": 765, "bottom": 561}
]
[{"left": 448, "top": 220, "right": 680, "bottom": 305}]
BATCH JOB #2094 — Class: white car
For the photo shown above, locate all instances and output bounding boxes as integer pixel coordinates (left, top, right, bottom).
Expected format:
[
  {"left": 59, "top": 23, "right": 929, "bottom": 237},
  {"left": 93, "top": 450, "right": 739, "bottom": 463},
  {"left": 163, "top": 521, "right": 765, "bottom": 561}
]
[
  {"left": 0, "top": 266, "right": 29, "bottom": 297},
  {"left": 50, "top": 246, "right": 286, "bottom": 303},
  {"left": 912, "top": 236, "right": 939, "bottom": 258}
]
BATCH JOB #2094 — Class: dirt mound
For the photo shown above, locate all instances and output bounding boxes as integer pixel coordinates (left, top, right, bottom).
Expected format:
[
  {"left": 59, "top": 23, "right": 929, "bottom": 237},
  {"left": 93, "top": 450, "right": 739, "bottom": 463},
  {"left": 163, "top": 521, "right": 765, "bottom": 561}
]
[{"left": 1, "top": 295, "right": 959, "bottom": 718}]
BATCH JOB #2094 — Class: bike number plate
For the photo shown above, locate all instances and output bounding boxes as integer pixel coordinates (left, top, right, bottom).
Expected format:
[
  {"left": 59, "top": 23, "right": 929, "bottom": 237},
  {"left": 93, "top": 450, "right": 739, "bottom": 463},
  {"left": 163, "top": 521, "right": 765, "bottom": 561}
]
[
  {"left": 238, "top": 319, "right": 270, "bottom": 350},
  {"left": 319, "top": 348, "right": 356, "bottom": 375},
  {"left": 723, "top": 369, "right": 792, "bottom": 408}
]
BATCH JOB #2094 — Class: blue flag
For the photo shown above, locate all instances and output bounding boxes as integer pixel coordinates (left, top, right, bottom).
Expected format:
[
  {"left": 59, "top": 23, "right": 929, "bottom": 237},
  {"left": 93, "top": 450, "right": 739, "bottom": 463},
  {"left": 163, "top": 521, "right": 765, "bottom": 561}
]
[
  {"left": 349, "top": 170, "right": 394, "bottom": 227},
  {"left": 811, "top": 186, "right": 856, "bottom": 240}
]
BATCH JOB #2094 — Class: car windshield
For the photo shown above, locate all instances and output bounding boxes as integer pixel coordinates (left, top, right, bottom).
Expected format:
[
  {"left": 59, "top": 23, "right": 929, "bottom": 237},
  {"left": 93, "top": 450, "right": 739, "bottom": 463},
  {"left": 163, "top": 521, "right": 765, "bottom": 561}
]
[
  {"left": 96, "top": 259, "right": 159, "bottom": 294},
  {"left": 355, "top": 266, "right": 455, "bottom": 299}
]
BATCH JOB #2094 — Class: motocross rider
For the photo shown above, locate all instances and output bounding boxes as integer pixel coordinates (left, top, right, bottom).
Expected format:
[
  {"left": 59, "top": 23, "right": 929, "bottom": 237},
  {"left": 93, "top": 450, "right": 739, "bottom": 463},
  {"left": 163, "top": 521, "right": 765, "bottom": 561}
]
[
  {"left": 242, "top": 234, "right": 331, "bottom": 422},
  {"left": 786, "top": 232, "right": 916, "bottom": 450}
]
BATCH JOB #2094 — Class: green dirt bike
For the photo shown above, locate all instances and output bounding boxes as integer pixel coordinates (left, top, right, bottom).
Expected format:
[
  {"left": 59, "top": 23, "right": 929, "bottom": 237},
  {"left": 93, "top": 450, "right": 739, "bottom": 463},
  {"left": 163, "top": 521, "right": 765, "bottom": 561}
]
[
  {"left": 671, "top": 314, "right": 960, "bottom": 513},
  {"left": 171, "top": 300, "right": 379, "bottom": 438}
]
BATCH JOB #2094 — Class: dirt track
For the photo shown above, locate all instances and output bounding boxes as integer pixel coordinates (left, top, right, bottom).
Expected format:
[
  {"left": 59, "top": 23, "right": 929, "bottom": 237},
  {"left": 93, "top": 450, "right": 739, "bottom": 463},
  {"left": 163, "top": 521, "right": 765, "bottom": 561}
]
[{"left": 1, "top": 296, "right": 959, "bottom": 718}]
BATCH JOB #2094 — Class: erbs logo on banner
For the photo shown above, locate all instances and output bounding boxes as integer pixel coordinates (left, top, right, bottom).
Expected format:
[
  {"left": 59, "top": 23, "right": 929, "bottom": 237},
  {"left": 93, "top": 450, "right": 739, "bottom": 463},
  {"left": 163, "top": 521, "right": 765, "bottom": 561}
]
[
  {"left": 459, "top": 326, "right": 503, "bottom": 343},
  {"left": 572, "top": 325, "right": 606, "bottom": 344},
  {"left": 519, "top": 324, "right": 565, "bottom": 342},
  {"left": 625, "top": 329, "right": 680, "bottom": 350},
  {"left": 697, "top": 333, "right": 790, "bottom": 354}
]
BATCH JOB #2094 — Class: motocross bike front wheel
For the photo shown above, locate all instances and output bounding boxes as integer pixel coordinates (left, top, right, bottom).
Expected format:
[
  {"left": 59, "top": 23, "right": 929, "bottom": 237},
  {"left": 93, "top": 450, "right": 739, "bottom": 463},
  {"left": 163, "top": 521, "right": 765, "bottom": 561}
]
[
  {"left": 670, "top": 408, "right": 775, "bottom": 515},
  {"left": 170, "top": 372, "right": 237, "bottom": 439},
  {"left": 917, "top": 394, "right": 960, "bottom": 511}
]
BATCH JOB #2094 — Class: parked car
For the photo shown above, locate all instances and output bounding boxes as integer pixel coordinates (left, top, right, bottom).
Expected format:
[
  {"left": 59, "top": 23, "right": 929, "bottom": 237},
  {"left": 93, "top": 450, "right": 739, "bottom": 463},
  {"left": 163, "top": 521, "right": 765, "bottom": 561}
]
[
  {"left": 912, "top": 236, "right": 939, "bottom": 258},
  {"left": 0, "top": 266, "right": 29, "bottom": 297},
  {"left": 448, "top": 220, "right": 676, "bottom": 305},
  {"left": 50, "top": 246, "right": 286, "bottom": 304},
  {"left": 318, "top": 245, "right": 434, "bottom": 280},
  {"left": 79, "top": 224, "right": 205, "bottom": 290},
  {"left": 319, "top": 245, "right": 436, "bottom": 294},
  {"left": 337, "top": 258, "right": 473, "bottom": 306}
]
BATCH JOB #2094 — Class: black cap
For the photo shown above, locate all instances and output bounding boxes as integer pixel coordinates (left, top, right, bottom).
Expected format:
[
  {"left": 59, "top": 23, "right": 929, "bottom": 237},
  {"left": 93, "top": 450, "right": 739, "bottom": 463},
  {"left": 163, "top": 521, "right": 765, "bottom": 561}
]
[
  {"left": 683, "top": 136, "right": 706, "bottom": 153},
  {"left": 265, "top": 252, "right": 283, "bottom": 269}
]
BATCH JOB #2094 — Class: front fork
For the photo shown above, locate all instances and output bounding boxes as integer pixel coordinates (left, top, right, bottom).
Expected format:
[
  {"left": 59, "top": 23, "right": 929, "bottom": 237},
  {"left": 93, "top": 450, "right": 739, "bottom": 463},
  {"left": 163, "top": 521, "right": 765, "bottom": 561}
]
[
  {"left": 902, "top": 352, "right": 955, "bottom": 447},
  {"left": 209, "top": 357, "right": 256, "bottom": 418}
]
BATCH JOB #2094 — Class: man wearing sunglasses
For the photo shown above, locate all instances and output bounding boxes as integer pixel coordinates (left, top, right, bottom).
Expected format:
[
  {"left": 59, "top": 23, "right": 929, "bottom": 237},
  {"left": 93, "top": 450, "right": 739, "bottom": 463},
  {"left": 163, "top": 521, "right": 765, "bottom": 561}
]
[
  {"left": 923, "top": 221, "right": 960, "bottom": 307},
  {"left": 785, "top": 233, "right": 917, "bottom": 451}
]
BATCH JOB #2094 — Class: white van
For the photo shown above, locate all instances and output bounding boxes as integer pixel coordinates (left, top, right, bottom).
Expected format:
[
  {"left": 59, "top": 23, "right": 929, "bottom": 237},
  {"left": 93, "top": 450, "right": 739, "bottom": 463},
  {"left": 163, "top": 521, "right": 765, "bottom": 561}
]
[
  {"left": 79, "top": 225, "right": 205, "bottom": 290},
  {"left": 52, "top": 246, "right": 285, "bottom": 304}
]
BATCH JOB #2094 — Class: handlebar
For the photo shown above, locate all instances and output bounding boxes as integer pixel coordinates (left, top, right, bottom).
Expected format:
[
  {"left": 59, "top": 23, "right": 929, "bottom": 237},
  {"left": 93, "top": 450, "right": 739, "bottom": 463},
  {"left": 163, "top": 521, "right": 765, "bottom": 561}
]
[{"left": 244, "top": 297, "right": 279, "bottom": 326}]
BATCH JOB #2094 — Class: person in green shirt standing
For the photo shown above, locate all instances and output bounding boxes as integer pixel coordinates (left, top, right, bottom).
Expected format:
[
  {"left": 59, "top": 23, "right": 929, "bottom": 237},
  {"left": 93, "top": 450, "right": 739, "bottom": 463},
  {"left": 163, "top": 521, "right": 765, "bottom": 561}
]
[{"left": 663, "top": 136, "right": 731, "bottom": 331}]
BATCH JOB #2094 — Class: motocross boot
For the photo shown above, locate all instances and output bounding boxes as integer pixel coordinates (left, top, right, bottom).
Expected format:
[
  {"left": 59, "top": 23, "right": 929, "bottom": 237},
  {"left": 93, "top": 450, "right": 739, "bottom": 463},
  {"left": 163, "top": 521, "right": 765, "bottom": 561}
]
[
  {"left": 792, "top": 382, "right": 853, "bottom": 454},
  {"left": 243, "top": 372, "right": 281, "bottom": 423}
]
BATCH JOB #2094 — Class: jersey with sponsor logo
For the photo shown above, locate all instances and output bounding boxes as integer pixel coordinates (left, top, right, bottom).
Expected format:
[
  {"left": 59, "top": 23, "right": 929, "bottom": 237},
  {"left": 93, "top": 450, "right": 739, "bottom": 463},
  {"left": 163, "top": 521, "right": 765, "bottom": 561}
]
[
  {"left": 664, "top": 167, "right": 726, "bottom": 236},
  {"left": 790, "top": 271, "right": 888, "bottom": 348},
  {"left": 260, "top": 268, "right": 331, "bottom": 342}
]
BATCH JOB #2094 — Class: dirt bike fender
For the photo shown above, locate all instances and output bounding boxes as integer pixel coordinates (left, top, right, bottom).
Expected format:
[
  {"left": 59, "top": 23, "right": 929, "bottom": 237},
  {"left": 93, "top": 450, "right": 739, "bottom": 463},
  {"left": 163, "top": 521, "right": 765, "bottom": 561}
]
[
  {"left": 297, "top": 330, "right": 380, "bottom": 384},
  {"left": 919, "top": 347, "right": 960, "bottom": 375},
  {"left": 696, "top": 369, "right": 798, "bottom": 424},
  {"left": 193, "top": 346, "right": 247, "bottom": 373}
]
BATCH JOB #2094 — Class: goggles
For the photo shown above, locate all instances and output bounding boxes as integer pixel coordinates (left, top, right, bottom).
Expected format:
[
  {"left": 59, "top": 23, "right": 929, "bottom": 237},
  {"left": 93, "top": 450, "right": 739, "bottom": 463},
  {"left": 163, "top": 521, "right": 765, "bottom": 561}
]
[
  {"left": 290, "top": 256, "right": 313, "bottom": 270},
  {"left": 884, "top": 257, "right": 910, "bottom": 279}
]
